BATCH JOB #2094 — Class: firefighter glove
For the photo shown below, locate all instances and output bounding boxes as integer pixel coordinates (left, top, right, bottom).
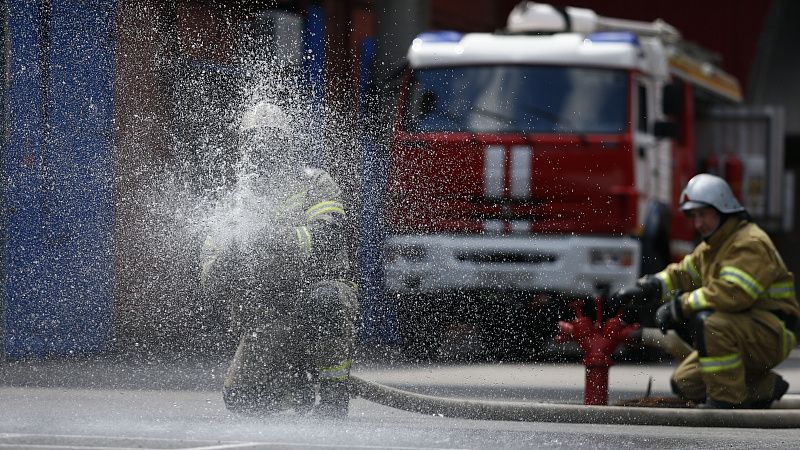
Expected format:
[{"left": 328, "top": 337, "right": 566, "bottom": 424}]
[
  {"left": 655, "top": 293, "right": 684, "bottom": 335},
  {"left": 608, "top": 285, "right": 644, "bottom": 313},
  {"left": 637, "top": 274, "right": 663, "bottom": 303}
]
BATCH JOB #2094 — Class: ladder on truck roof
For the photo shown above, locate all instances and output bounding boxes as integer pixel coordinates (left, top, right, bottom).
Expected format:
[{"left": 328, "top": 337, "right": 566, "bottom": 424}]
[
  {"left": 667, "top": 50, "right": 742, "bottom": 103},
  {"left": 507, "top": 1, "right": 742, "bottom": 102}
]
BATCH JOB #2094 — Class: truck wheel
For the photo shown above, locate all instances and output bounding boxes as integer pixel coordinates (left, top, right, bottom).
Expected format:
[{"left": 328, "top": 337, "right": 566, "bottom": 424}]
[
  {"left": 487, "top": 304, "right": 553, "bottom": 362},
  {"left": 492, "top": 329, "right": 543, "bottom": 362},
  {"left": 640, "top": 201, "right": 671, "bottom": 276},
  {"left": 397, "top": 295, "right": 440, "bottom": 361}
]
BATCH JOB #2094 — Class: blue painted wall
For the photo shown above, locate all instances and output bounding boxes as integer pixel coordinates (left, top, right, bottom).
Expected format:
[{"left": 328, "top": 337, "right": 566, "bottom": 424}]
[
  {"left": 302, "top": 4, "right": 326, "bottom": 169},
  {"left": 2, "top": 0, "right": 116, "bottom": 358},
  {"left": 358, "top": 37, "right": 398, "bottom": 345}
]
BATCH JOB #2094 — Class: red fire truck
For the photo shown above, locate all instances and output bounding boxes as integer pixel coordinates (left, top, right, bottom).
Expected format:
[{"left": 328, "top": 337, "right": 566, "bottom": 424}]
[{"left": 383, "top": 2, "right": 785, "bottom": 359}]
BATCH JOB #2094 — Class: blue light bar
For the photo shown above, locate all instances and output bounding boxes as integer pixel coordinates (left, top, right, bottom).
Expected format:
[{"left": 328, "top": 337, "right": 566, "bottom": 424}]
[
  {"left": 586, "top": 31, "right": 640, "bottom": 46},
  {"left": 414, "top": 31, "right": 463, "bottom": 44}
]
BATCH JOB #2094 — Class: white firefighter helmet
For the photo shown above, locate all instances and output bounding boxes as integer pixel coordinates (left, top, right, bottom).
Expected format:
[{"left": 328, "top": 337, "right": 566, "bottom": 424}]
[
  {"left": 240, "top": 101, "right": 291, "bottom": 134},
  {"left": 679, "top": 173, "right": 745, "bottom": 214},
  {"left": 238, "top": 101, "right": 299, "bottom": 175}
]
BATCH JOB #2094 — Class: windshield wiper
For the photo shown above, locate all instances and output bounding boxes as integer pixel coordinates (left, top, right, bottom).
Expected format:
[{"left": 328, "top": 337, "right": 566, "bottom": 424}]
[
  {"left": 463, "top": 105, "right": 521, "bottom": 132},
  {"left": 521, "top": 105, "right": 578, "bottom": 132}
]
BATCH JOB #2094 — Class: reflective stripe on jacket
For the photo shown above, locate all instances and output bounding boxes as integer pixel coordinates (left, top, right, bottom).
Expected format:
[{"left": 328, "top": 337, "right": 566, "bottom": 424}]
[
  {"left": 655, "top": 218, "right": 800, "bottom": 319},
  {"left": 201, "top": 166, "right": 349, "bottom": 286},
  {"left": 283, "top": 167, "right": 347, "bottom": 269}
]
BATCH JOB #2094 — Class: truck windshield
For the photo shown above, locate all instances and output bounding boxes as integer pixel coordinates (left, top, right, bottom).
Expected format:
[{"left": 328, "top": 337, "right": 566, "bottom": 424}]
[{"left": 405, "top": 65, "right": 628, "bottom": 134}]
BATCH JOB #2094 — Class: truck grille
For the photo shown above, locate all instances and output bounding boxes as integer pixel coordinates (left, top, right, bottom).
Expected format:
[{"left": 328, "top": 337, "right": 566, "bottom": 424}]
[{"left": 455, "top": 251, "right": 557, "bottom": 264}]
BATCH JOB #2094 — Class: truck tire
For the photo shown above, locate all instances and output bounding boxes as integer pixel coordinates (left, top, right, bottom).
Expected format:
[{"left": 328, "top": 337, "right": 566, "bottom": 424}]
[
  {"left": 640, "top": 201, "right": 671, "bottom": 276},
  {"left": 486, "top": 302, "right": 553, "bottom": 362},
  {"left": 397, "top": 295, "right": 440, "bottom": 361}
]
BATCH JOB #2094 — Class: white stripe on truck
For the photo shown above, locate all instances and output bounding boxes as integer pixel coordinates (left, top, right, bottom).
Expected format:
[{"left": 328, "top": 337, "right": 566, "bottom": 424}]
[
  {"left": 483, "top": 219, "right": 504, "bottom": 234},
  {"left": 511, "top": 220, "right": 530, "bottom": 234},
  {"left": 510, "top": 145, "right": 531, "bottom": 199},
  {"left": 484, "top": 145, "right": 504, "bottom": 199}
]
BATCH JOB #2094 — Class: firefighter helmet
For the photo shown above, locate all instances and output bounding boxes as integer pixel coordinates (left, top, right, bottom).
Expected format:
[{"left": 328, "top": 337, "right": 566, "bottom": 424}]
[
  {"left": 238, "top": 101, "right": 297, "bottom": 174},
  {"left": 679, "top": 173, "right": 745, "bottom": 214},
  {"left": 240, "top": 101, "right": 291, "bottom": 134}
]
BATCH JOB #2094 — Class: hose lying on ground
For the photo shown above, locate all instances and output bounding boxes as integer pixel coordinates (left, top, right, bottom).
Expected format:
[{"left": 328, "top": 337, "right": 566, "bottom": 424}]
[
  {"left": 350, "top": 375, "right": 800, "bottom": 428},
  {"left": 350, "top": 327, "right": 800, "bottom": 427},
  {"left": 637, "top": 328, "right": 693, "bottom": 360}
]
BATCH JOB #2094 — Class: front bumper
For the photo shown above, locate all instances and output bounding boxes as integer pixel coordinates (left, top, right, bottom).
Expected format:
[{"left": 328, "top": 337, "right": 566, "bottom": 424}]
[{"left": 384, "top": 234, "right": 640, "bottom": 297}]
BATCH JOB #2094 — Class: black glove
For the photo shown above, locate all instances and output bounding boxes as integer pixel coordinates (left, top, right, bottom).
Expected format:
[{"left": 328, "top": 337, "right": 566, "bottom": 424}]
[
  {"left": 637, "top": 275, "right": 662, "bottom": 303},
  {"left": 609, "top": 275, "right": 663, "bottom": 311},
  {"left": 606, "top": 285, "right": 643, "bottom": 317},
  {"left": 655, "top": 293, "right": 684, "bottom": 334}
]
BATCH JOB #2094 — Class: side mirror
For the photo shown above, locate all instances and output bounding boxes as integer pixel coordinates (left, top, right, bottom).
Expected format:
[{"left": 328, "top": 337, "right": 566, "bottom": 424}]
[
  {"left": 654, "top": 121, "right": 678, "bottom": 139},
  {"left": 662, "top": 83, "right": 683, "bottom": 117}
]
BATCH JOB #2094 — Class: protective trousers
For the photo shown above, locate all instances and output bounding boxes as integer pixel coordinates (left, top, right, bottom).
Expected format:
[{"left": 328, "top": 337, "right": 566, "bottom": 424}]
[
  {"left": 223, "top": 279, "right": 358, "bottom": 414},
  {"left": 671, "top": 309, "right": 796, "bottom": 405}
]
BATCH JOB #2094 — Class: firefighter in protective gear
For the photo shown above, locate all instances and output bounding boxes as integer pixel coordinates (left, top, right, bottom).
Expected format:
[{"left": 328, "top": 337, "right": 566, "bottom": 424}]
[
  {"left": 614, "top": 173, "right": 799, "bottom": 408},
  {"left": 202, "top": 100, "right": 359, "bottom": 418}
]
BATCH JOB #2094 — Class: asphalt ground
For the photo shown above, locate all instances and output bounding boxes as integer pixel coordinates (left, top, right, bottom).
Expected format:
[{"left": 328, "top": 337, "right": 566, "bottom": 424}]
[
  {"left": 4, "top": 352, "right": 799, "bottom": 404},
  {"left": 2, "top": 347, "right": 800, "bottom": 449}
]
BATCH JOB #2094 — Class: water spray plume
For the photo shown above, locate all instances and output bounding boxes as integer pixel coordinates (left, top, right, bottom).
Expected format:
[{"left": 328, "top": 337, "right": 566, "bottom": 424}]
[{"left": 116, "top": 49, "right": 359, "bottom": 351}]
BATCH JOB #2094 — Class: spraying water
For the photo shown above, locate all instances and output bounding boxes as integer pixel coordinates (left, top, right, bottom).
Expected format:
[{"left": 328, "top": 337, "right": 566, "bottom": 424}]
[{"left": 114, "top": 53, "right": 360, "bottom": 353}]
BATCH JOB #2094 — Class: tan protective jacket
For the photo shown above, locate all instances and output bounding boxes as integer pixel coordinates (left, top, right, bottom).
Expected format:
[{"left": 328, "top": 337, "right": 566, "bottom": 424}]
[
  {"left": 656, "top": 217, "right": 800, "bottom": 320},
  {"left": 201, "top": 166, "right": 349, "bottom": 290}
]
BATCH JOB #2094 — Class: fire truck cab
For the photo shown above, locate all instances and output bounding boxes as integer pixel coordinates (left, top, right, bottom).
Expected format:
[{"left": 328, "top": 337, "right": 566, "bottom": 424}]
[{"left": 384, "top": 2, "right": 745, "bottom": 359}]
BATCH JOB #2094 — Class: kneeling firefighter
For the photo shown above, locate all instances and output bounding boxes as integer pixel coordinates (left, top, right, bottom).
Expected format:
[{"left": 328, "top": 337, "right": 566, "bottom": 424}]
[
  {"left": 201, "top": 101, "right": 359, "bottom": 417},
  {"left": 611, "top": 173, "right": 799, "bottom": 408}
]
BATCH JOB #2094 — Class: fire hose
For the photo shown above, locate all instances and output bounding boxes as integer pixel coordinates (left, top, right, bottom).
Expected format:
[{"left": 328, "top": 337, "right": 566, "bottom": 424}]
[
  {"left": 348, "top": 298, "right": 800, "bottom": 428},
  {"left": 349, "top": 374, "right": 800, "bottom": 428}
]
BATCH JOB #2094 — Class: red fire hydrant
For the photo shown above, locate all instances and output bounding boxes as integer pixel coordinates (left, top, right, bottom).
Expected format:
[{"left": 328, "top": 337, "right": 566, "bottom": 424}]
[{"left": 555, "top": 298, "right": 639, "bottom": 405}]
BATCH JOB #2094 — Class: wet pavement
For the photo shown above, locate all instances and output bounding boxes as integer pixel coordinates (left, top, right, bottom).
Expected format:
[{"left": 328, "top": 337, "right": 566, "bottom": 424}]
[{"left": 1, "top": 349, "right": 800, "bottom": 449}]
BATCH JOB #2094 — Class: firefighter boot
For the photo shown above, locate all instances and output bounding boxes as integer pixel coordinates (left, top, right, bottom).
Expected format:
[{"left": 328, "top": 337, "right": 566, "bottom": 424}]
[
  {"left": 223, "top": 386, "right": 257, "bottom": 414},
  {"left": 696, "top": 398, "right": 739, "bottom": 409},
  {"left": 314, "top": 380, "right": 350, "bottom": 419},
  {"left": 750, "top": 376, "right": 790, "bottom": 409},
  {"left": 293, "top": 371, "right": 316, "bottom": 415},
  {"left": 223, "top": 385, "right": 294, "bottom": 415}
]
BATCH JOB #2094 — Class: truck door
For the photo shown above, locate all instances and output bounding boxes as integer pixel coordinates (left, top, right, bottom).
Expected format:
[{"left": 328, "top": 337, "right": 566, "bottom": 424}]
[
  {"left": 633, "top": 76, "right": 672, "bottom": 215},
  {"left": 634, "top": 76, "right": 672, "bottom": 273}
]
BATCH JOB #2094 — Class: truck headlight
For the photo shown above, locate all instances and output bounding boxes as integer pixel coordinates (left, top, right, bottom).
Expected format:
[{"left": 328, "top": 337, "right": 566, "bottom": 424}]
[
  {"left": 589, "top": 248, "right": 634, "bottom": 268},
  {"left": 385, "top": 245, "right": 428, "bottom": 263}
]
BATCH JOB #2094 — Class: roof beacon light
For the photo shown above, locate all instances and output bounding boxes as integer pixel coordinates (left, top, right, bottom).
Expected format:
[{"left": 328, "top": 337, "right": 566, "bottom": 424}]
[
  {"left": 507, "top": 2, "right": 597, "bottom": 34},
  {"left": 586, "top": 31, "right": 640, "bottom": 46},
  {"left": 414, "top": 31, "right": 463, "bottom": 44},
  {"left": 507, "top": 2, "right": 680, "bottom": 42}
]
